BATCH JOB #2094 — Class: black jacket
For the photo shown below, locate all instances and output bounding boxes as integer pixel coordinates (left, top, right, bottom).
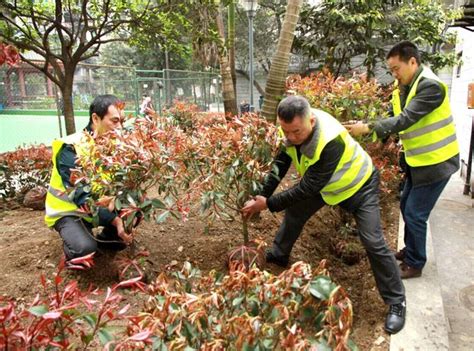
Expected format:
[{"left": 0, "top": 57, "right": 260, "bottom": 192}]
[{"left": 261, "top": 134, "right": 345, "bottom": 213}]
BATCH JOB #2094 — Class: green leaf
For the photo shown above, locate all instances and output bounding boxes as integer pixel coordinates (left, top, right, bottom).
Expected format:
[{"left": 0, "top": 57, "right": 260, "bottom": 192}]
[
  {"left": 82, "top": 314, "right": 97, "bottom": 329},
  {"left": 313, "top": 312, "right": 325, "bottom": 331},
  {"left": 155, "top": 211, "right": 170, "bottom": 223},
  {"left": 28, "top": 305, "right": 48, "bottom": 317},
  {"left": 81, "top": 333, "right": 94, "bottom": 345},
  {"left": 309, "top": 275, "right": 338, "bottom": 301},
  {"left": 151, "top": 336, "right": 168, "bottom": 351},
  {"left": 232, "top": 296, "right": 245, "bottom": 307},
  {"left": 152, "top": 198, "right": 167, "bottom": 209},
  {"left": 115, "top": 197, "right": 122, "bottom": 211},
  {"left": 140, "top": 199, "right": 152, "bottom": 209},
  {"left": 97, "top": 327, "right": 114, "bottom": 345}
]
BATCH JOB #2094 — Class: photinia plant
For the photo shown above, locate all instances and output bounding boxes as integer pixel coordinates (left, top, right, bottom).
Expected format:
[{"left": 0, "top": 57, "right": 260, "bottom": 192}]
[
  {"left": 191, "top": 113, "right": 279, "bottom": 242},
  {"left": 0, "top": 254, "right": 144, "bottom": 349},
  {"left": 119, "top": 260, "right": 356, "bottom": 350},
  {"left": 0, "top": 145, "right": 52, "bottom": 201},
  {"left": 71, "top": 117, "right": 194, "bottom": 234},
  {"left": 287, "top": 70, "right": 390, "bottom": 123},
  {"left": 181, "top": 112, "right": 280, "bottom": 269}
]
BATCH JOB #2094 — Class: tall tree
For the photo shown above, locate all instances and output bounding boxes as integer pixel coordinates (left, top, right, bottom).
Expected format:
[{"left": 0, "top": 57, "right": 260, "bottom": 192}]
[
  {"left": 0, "top": 0, "right": 180, "bottom": 135},
  {"left": 228, "top": 0, "right": 237, "bottom": 92},
  {"left": 294, "top": 0, "right": 459, "bottom": 78},
  {"left": 261, "top": 0, "right": 304, "bottom": 122},
  {"left": 216, "top": 5, "right": 238, "bottom": 116}
]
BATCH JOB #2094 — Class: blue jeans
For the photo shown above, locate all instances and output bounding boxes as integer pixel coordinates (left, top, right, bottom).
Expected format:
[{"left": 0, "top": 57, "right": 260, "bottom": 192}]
[{"left": 400, "top": 174, "right": 450, "bottom": 269}]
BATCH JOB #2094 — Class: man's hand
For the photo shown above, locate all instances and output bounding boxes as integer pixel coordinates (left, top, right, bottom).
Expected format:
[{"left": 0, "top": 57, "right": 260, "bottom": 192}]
[
  {"left": 241, "top": 195, "right": 268, "bottom": 219},
  {"left": 112, "top": 217, "right": 133, "bottom": 245},
  {"left": 343, "top": 122, "right": 370, "bottom": 137},
  {"left": 77, "top": 203, "right": 91, "bottom": 214}
]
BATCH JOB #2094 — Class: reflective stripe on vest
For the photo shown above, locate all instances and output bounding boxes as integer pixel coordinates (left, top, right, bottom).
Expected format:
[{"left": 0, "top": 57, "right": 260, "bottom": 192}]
[
  {"left": 391, "top": 66, "right": 459, "bottom": 167},
  {"left": 281, "top": 109, "right": 373, "bottom": 205},
  {"left": 44, "top": 132, "right": 93, "bottom": 227}
]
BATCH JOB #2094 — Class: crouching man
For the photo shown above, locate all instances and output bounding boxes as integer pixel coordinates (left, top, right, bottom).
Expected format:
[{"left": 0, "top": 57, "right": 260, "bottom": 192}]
[{"left": 44, "top": 95, "right": 131, "bottom": 269}]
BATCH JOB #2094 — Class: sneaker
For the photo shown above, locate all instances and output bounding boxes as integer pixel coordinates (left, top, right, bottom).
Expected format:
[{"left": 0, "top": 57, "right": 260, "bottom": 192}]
[
  {"left": 385, "top": 300, "right": 406, "bottom": 334},
  {"left": 265, "top": 249, "right": 289, "bottom": 268}
]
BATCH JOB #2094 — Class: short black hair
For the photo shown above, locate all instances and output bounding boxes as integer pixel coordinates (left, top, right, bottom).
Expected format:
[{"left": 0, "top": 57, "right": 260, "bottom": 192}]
[
  {"left": 87, "top": 94, "right": 120, "bottom": 128},
  {"left": 277, "top": 96, "right": 311, "bottom": 123},
  {"left": 386, "top": 41, "right": 421, "bottom": 65}
]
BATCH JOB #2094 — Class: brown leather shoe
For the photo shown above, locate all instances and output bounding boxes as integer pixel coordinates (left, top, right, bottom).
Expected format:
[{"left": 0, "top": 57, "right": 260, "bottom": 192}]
[
  {"left": 400, "top": 262, "right": 422, "bottom": 279},
  {"left": 394, "top": 248, "right": 406, "bottom": 261}
]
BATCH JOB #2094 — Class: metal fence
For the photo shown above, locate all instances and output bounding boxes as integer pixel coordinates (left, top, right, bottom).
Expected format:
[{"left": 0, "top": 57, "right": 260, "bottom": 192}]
[{"left": 0, "top": 64, "right": 222, "bottom": 113}]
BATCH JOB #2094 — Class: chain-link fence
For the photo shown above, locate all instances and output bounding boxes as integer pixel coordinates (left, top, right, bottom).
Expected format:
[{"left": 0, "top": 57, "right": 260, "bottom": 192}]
[
  {"left": 0, "top": 64, "right": 222, "bottom": 113},
  {"left": 136, "top": 69, "right": 222, "bottom": 113}
]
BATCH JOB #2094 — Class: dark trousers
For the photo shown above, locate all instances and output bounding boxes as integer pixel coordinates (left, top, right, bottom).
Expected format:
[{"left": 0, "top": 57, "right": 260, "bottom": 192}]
[
  {"left": 400, "top": 173, "right": 449, "bottom": 270},
  {"left": 271, "top": 170, "right": 405, "bottom": 305},
  {"left": 54, "top": 216, "right": 126, "bottom": 260}
]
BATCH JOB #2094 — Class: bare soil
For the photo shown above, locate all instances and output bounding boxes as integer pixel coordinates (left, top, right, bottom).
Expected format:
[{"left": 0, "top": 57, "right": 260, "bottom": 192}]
[{"left": 0, "top": 192, "right": 399, "bottom": 350}]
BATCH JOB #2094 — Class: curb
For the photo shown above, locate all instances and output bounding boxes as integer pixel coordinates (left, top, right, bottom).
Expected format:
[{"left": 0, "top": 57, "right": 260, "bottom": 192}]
[{"left": 389, "top": 216, "right": 450, "bottom": 351}]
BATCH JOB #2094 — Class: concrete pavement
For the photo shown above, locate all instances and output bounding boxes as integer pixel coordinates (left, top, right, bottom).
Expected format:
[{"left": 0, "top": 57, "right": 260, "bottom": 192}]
[{"left": 390, "top": 174, "right": 473, "bottom": 351}]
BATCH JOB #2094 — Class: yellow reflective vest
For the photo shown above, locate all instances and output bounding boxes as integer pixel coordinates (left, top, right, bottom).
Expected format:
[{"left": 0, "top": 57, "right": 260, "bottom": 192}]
[
  {"left": 391, "top": 66, "right": 459, "bottom": 167},
  {"left": 44, "top": 132, "right": 92, "bottom": 227},
  {"left": 280, "top": 109, "right": 373, "bottom": 205}
]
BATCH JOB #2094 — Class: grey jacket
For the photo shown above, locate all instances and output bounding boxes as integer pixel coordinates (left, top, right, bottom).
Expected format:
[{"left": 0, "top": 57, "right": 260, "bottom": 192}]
[{"left": 372, "top": 66, "right": 459, "bottom": 186}]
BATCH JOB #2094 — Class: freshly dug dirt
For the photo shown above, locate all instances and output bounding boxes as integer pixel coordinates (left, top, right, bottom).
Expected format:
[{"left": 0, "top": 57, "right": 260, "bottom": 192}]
[{"left": 0, "top": 191, "right": 399, "bottom": 350}]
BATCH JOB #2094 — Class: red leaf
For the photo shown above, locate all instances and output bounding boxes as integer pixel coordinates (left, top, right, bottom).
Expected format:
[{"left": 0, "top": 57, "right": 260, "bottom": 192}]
[
  {"left": 127, "top": 329, "right": 152, "bottom": 341},
  {"left": 43, "top": 311, "right": 62, "bottom": 320},
  {"left": 118, "top": 304, "right": 130, "bottom": 315}
]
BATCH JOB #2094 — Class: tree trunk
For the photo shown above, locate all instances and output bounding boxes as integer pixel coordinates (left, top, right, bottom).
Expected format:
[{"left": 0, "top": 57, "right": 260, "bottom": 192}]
[
  {"left": 61, "top": 74, "right": 76, "bottom": 135},
  {"left": 228, "top": 1, "right": 237, "bottom": 93},
  {"left": 216, "top": 7, "right": 238, "bottom": 116},
  {"left": 261, "top": 0, "right": 304, "bottom": 122}
]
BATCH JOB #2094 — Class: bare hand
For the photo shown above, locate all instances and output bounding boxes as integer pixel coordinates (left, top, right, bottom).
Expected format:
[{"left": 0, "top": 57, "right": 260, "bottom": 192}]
[
  {"left": 112, "top": 217, "right": 133, "bottom": 245},
  {"left": 343, "top": 122, "right": 370, "bottom": 137},
  {"left": 241, "top": 195, "right": 268, "bottom": 219},
  {"left": 78, "top": 203, "right": 91, "bottom": 214}
]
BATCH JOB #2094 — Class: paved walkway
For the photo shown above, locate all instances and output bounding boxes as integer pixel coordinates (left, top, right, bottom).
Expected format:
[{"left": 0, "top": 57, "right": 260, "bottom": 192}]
[
  {"left": 390, "top": 173, "right": 474, "bottom": 351},
  {"left": 430, "top": 175, "right": 474, "bottom": 350}
]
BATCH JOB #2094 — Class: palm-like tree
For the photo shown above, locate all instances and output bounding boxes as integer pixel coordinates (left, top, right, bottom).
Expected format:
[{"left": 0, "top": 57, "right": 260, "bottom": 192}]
[{"left": 261, "top": 0, "right": 304, "bottom": 122}]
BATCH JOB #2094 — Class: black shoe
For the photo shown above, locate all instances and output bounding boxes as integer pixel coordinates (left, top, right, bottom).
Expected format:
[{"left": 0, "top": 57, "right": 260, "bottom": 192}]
[
  {"left": 384, "top": 300, "right": 406, "bottom": 334},
  {"left": 265, "top": 249, "right": 289, "bottom": 267}
]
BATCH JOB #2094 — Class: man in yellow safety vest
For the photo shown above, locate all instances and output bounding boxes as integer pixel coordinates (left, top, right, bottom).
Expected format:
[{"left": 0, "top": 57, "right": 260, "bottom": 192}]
[
  {"left": 345, "top": 41, "right": 459, "bottom": 280},
  {"left": 242, "top": 95, "right": 406, "bottom": 334},
  {"left": 44, "top": 95, "right": 131, "bottom": 269}
]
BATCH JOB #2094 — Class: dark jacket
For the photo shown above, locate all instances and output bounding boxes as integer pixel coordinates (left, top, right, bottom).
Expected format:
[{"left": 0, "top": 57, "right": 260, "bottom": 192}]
[
  {"left": 260, "top": 133, "right": 345, "bottom": 212},
  {"left": 372, "top": 66, "right": 459, "bottom": 186},
  {"left": 56, "top": 129, "right": 117, "bottom": 226}
]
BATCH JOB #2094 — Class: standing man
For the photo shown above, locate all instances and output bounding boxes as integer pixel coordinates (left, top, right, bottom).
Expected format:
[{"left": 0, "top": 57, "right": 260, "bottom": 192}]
[
  {"left": 45, "top": 95, "right": 132, "bottom": 269},
  {"left": 344, "top": 41, "right": 459, "bottom": 279},
  {"left": 242, "top": 95, "right": 406, "bottom": 334}
]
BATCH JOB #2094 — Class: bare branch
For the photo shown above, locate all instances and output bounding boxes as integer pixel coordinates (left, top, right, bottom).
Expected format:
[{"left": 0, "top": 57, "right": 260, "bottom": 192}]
[{"left": 19, "top": 54, "right": 62, "bottom": 87}]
